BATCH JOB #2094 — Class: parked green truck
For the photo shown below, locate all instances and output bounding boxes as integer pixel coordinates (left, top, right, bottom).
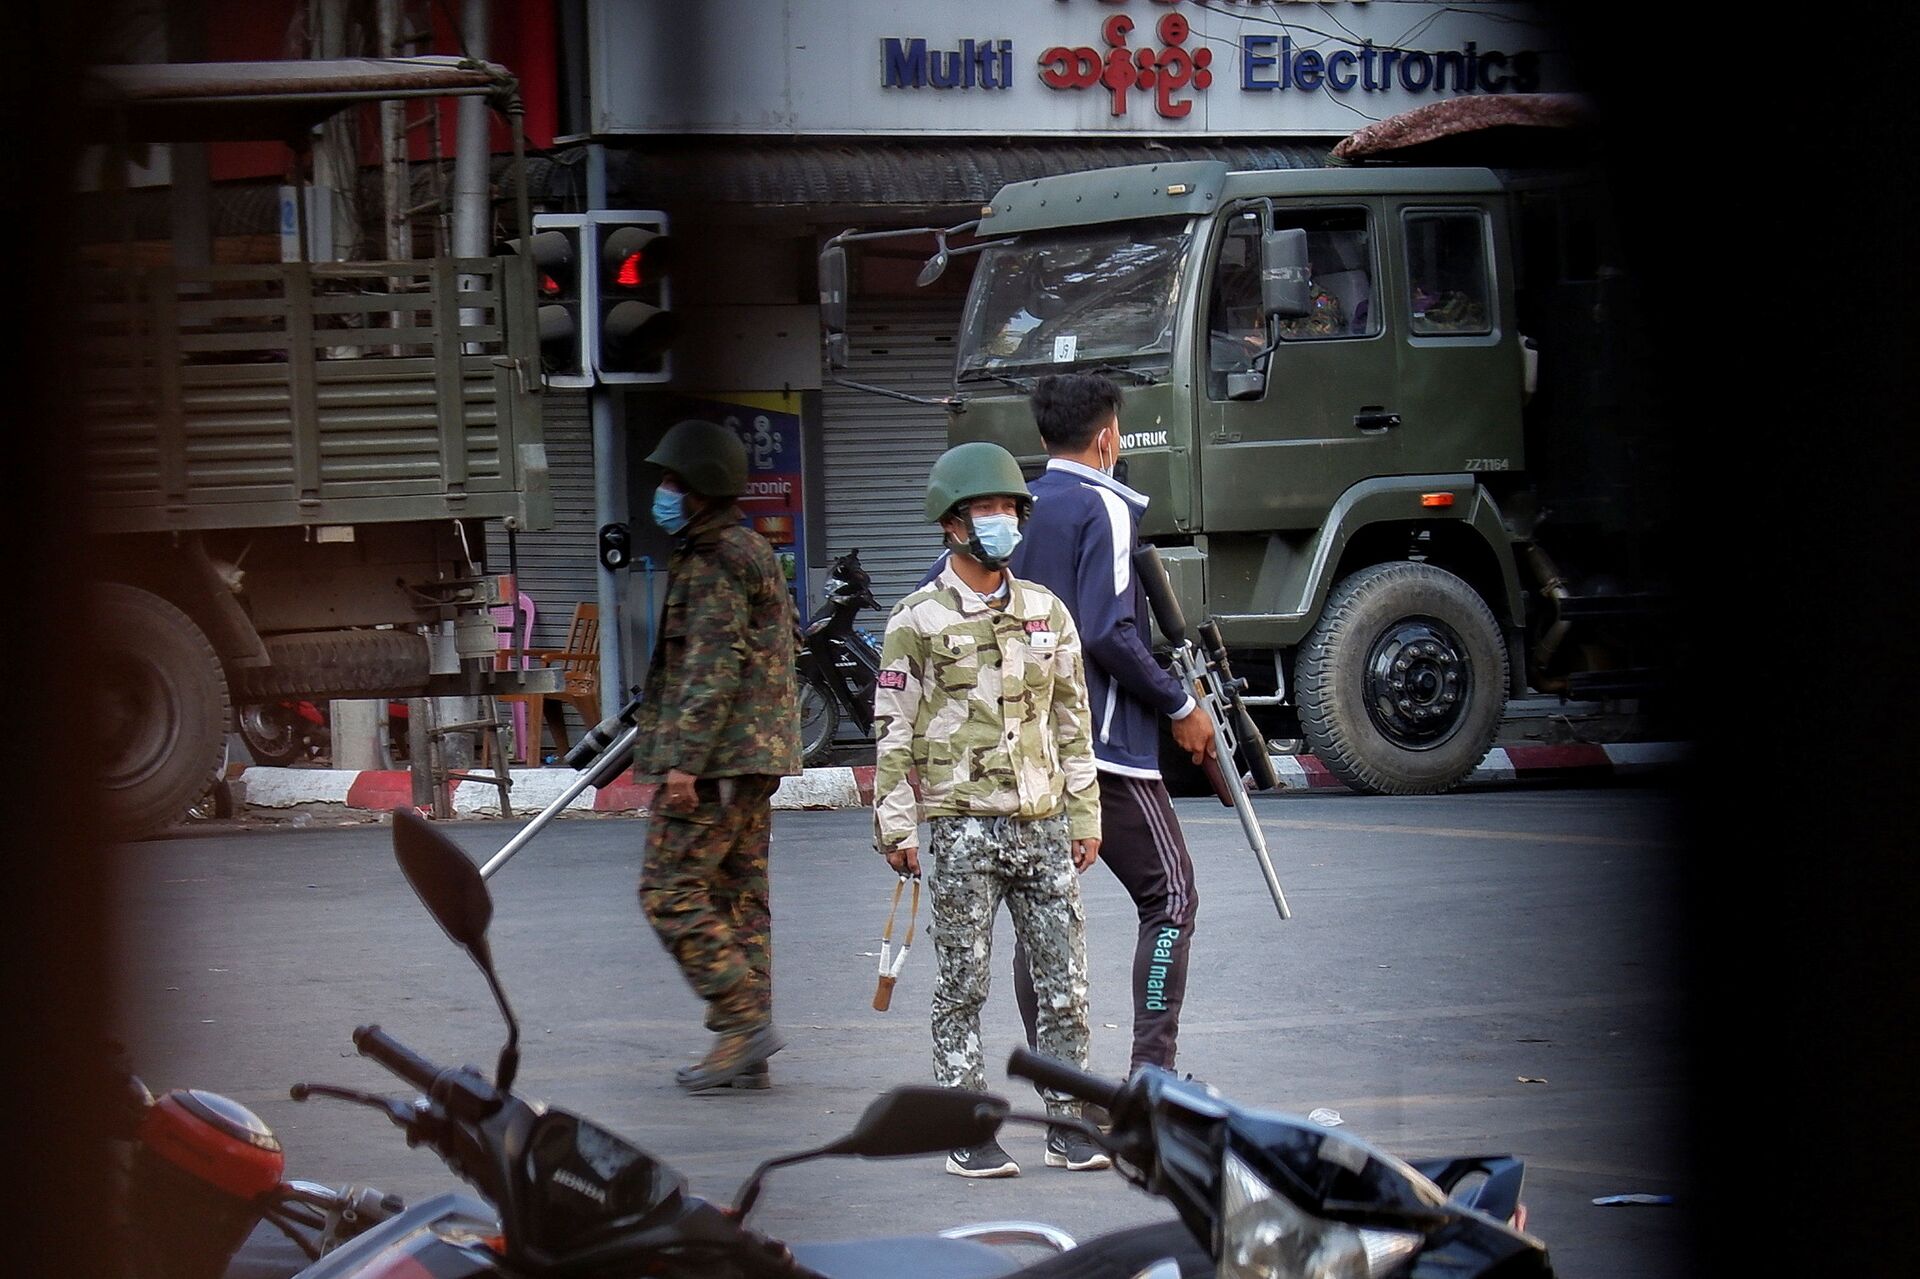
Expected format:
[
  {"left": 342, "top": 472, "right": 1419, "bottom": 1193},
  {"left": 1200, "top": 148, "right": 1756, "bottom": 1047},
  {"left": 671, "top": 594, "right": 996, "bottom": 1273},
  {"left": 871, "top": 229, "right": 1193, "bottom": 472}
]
[
  {"left": 824, "top": 97, "right": 1674, "bottom": 795},
  {"left": 81, "top": 59, "right": 557, "bottom": 840}
]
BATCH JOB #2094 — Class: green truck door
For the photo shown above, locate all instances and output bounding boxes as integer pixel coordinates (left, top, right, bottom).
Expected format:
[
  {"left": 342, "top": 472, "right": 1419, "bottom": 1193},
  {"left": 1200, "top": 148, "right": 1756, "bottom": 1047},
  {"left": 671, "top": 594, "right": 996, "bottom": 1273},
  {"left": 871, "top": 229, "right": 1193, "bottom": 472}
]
[
  {"left": 1388, "top": 201, "right": 1524, "bottom": 479},
  {"left": 1195, "top": 200, "right": 1403, "bottom": 534}
]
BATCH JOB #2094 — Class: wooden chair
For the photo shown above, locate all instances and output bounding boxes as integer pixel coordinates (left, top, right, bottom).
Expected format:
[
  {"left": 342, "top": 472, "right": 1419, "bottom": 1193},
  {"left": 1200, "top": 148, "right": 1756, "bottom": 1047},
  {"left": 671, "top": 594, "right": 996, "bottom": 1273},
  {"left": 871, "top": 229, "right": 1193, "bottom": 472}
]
[{"left": 495, "top": 602, "right": 600, "bottom": 764}]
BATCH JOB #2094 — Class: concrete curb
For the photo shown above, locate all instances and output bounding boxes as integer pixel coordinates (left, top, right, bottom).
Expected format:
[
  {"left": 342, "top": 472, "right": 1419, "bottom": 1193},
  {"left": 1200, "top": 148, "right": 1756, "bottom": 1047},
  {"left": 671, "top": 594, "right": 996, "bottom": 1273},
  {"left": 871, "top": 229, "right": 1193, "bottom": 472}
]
[{"left": 229, "top": 743, "right": 1685, "bottom": 819}]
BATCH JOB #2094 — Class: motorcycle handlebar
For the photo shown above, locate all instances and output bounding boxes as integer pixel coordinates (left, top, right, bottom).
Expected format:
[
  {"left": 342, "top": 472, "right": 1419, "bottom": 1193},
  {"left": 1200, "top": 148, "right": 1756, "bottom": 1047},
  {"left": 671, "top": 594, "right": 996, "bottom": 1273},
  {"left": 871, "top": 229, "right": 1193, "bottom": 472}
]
[
  {"left": 1007, "top": 1046, "right": 1125, "bottom": 1112},
  {"left": 353, "top": 1024, "right": 442, "bottom": 1092}
]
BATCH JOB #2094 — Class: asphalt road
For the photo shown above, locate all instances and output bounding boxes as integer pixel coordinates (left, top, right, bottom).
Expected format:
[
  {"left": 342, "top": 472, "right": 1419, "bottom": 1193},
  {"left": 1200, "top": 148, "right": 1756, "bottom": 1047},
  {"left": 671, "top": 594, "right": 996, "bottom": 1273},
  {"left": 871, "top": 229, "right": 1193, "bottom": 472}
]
[{"left": 115, "top": 782, "right": 1689, "bottom": 1278}]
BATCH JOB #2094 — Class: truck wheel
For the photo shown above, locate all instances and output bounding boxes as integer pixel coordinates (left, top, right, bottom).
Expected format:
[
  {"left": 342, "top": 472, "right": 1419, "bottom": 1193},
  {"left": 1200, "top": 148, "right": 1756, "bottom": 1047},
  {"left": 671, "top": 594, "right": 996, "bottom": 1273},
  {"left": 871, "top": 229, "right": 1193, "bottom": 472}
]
[
  {"left": 91, "top": 583, "right": 231, "bottom": 842},
  {"left": 798, "top": 677, "right": 839, "bottom": 767},
  {"left": 237, "top": 702, "right": 304, "bottom": 767},
  {"left": 1294, "top": 562, "right": 1507, "bottom": 795}
]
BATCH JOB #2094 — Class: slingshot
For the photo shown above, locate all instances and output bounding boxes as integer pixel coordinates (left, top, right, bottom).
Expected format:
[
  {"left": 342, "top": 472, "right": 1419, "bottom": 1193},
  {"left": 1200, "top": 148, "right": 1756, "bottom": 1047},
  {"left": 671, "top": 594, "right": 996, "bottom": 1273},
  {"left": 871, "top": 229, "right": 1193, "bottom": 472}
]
[{"left": 871, "top": 872, "right": 922, "bottom": 1011}]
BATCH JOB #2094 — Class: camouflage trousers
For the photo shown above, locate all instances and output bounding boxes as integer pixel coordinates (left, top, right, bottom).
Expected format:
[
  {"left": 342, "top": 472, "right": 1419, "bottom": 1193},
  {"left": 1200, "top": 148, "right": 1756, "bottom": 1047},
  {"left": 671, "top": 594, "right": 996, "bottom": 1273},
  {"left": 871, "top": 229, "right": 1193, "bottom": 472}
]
[
  {"left": 926, "top": 812, "right": 1090, "bottom": 1118},
  {"left": 639, "top": 774, "right": 779, "bottom": 1034}
]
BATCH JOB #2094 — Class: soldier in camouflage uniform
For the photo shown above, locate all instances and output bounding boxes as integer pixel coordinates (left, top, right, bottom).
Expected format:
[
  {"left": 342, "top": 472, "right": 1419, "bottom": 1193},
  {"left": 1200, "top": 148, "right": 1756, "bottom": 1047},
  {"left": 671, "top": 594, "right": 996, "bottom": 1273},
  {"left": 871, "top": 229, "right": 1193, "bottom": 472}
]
[
  {"left": 633, "top": 419, "right": 802, "bottom": 1093},
  {"left": 1276, "top": 276, "right": 1345, "bottom": 338},
  {"left": 873, "top": 442, "right": 1111, "bottom": 1178}
]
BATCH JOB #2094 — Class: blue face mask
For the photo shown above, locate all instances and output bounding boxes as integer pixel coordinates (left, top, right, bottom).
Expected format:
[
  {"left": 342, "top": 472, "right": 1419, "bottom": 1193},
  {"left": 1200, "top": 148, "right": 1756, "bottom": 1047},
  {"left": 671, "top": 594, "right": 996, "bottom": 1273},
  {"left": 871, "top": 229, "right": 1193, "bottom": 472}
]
[
  {"left": 651, "top": 485, "right": 689, "bottom": 534},
  {"left": 969, "top": 513, "right": 1022, "bottom": 565}
]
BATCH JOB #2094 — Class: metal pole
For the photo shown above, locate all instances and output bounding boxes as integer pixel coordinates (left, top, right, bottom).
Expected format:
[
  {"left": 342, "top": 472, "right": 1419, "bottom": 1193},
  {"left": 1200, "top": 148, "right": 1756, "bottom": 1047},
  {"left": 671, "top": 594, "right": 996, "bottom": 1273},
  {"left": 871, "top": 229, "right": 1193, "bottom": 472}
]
[
  {"left": 479, "top": 724, "right": 641, "bottom": 880},
  {"left": 587, "top": 142, "right": 627, "bottom": 717},
  {"left": 378, "top": 0, "right": 410, "bottom": 356},
  {"left": 442, "top": 0, "right": 492, "bottom": 760},
  {"left": 451, "top": 0, "right": 491, "bottom": 321}
]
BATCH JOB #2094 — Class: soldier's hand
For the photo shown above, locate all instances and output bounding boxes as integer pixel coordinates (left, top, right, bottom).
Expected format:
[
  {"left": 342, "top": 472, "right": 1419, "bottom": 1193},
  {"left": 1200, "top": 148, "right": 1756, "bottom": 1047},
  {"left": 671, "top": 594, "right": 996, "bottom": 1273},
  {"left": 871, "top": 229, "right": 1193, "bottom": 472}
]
[
  {"left": 1071, "top": 838, "right": 1100, "bottom": 873},
  {"left": 885, "top": 846, "right": 921, "bottom": 876},
  {"left": 1171, "top": 708, "right": 1215, "bottom": 764},
  {"left": 664, "top": 768, "right": 699, "bottom": 812}
]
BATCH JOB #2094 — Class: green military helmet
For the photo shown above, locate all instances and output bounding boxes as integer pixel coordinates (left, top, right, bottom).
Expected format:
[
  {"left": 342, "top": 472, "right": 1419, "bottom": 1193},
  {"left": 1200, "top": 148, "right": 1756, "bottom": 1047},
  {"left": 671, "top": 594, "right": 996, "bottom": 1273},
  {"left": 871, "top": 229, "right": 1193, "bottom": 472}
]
[
  {"left": 646, "top": 419, "right": 748, "bottom": 497},
  {"left": 924, "top": 441, "right": 1032, "bottom": 522}
]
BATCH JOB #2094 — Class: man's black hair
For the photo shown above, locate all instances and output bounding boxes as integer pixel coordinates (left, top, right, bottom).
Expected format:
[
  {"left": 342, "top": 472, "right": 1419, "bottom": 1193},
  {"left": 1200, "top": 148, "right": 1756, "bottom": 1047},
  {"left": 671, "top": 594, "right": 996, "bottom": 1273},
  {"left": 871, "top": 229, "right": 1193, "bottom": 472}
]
[{"left": 1029, "top": 373, "right": 1123, "bottom": 452}]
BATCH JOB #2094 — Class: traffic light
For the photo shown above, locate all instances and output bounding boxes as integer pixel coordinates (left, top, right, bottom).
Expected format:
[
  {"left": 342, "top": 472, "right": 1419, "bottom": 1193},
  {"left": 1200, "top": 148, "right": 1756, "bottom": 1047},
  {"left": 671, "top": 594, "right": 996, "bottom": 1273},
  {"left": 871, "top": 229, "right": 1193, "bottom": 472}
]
[
  {"left": 510, "top": 215, "right": 591, "bottom": 388},
  {"left": 593, "top": 212, "right": 676, "bottom": 383}
]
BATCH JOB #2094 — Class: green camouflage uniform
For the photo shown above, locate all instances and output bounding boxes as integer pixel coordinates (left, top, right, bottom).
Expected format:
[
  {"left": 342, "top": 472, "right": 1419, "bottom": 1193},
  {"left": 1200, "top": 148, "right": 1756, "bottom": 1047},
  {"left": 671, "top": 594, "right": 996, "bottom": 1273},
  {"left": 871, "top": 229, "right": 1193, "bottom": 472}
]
[
  {"left": 872, "top": 563, "right": 1100, "bottom": 1116},
  {"left": 1277, "top": 285, "right": 1344, "bottom": 338},
  {"left": 636, "top": 501, "right": 802, "bottom": 1034}
]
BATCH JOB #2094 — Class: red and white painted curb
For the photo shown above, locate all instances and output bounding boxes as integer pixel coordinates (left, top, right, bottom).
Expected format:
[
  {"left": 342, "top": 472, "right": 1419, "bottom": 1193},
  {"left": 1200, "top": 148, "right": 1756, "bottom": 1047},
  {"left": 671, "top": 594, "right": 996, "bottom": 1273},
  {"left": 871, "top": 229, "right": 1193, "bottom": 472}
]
[
  {"left": 230, "top": 743, "right": 1684, "bottom": 818},
  {"left": 1270, "top": 741, "right": 1688, "bottom": 790}
]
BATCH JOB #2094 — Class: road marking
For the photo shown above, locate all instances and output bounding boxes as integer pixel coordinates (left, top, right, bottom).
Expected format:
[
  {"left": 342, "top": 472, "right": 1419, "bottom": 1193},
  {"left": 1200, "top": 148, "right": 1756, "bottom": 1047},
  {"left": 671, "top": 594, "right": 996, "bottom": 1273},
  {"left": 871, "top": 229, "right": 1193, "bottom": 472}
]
[{"left": 1185, "top": 816, "right": 1666, "bottom": 849}]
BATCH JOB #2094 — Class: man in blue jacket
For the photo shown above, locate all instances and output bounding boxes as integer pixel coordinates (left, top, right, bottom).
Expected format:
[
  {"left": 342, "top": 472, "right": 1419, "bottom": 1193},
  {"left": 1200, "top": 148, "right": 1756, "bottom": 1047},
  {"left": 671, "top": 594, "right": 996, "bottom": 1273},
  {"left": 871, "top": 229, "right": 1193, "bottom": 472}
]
[{"left": 1007, "top": 373, "right": 1214, "bottom": 1076}]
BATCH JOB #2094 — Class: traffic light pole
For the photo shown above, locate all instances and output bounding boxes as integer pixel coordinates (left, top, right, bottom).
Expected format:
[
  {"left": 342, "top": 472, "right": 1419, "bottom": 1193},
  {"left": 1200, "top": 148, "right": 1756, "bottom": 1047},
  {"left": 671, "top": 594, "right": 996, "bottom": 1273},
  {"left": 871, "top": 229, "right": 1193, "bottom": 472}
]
[{"left": 588, "top": 143, "right": 628, "bottom": 718}]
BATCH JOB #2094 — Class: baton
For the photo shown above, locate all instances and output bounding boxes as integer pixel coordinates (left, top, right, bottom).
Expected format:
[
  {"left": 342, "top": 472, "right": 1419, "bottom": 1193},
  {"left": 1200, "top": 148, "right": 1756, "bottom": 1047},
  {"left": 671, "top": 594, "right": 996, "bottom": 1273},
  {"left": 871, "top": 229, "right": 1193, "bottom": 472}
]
[
  {"left": 872, "top": 872, "right": 922, "bottom": 1011},
  {"left": 479, "top": 690, "right": 644, "bottom": 881}
]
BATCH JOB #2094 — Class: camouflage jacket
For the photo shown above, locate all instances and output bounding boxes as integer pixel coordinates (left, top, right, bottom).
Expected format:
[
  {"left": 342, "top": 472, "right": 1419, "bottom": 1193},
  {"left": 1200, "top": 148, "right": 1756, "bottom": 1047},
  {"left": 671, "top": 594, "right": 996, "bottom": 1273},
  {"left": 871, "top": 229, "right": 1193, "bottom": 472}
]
[
  {"left": 872, "top": 563, "right": 1100, "bottom": 854},
  {"left": 633, "top": 502, "right": 802, "bottom": 780}
]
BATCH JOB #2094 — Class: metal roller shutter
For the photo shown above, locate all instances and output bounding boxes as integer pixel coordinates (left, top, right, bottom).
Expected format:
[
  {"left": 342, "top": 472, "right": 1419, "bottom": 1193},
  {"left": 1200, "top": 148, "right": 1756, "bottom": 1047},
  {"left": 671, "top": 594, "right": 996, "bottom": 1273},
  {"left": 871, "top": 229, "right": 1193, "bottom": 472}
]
[
  {"left": 821, "top": 297, "right": 968, "bottom": 613},
  {"left": 487, "top": 390, "right": 595, "bottom": 655}
]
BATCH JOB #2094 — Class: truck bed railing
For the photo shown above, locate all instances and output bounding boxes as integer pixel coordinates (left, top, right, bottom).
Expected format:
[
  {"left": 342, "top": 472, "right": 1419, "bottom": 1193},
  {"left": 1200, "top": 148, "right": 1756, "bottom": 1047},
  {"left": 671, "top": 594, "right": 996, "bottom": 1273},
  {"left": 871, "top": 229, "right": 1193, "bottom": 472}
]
[{"left": 79, "top": 254, "right": 545, "bottom": 533}]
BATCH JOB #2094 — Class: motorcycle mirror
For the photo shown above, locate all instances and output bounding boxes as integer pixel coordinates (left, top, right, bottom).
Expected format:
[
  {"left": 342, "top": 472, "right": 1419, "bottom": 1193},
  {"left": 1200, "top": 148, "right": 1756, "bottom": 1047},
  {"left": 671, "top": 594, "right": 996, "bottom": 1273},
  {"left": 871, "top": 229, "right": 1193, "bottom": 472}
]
[
  {"left": 731, "top": 1087, "right": 1009, "bottom": 1225},
  {"left": 392, "top": 809, "right": 523, "bottom": 1094},
  {"left": 825, "top": 1086, "right": 1008, "bottom": 1158},
  {"left": 393, "top": 808, "right": 494, "bottom": 956}
]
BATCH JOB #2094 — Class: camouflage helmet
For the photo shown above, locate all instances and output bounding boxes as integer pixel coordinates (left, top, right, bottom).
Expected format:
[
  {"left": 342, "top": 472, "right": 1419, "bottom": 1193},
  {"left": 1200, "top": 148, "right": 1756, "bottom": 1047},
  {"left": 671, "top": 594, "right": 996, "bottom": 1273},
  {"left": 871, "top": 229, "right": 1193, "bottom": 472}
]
[
  {"left": 924, "top": 442, "right": 1032, "bottom": 523},
  {"left": 646, "top": 419, "right": 747, "bottom": 497}
]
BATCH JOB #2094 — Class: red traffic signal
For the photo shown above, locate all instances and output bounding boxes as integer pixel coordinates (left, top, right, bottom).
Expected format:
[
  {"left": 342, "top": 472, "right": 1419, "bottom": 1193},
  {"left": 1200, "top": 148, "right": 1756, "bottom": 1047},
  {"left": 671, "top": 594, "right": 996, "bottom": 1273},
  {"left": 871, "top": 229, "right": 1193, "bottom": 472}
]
[
  {"left": 508, "top": 224, "right": 587, "bottom": 386},
  {"left": 596, "top": 219, "right": 675, "bottom": 382}
]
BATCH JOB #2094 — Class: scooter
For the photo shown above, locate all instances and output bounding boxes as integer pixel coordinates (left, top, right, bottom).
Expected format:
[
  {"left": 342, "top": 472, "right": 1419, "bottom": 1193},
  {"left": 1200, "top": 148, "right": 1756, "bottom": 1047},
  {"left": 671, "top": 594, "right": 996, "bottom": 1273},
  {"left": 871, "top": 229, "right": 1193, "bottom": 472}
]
[
  {"left": 104, "top": 1043, "right": 406, "bottom": 1279},
  {"left": 795, "top": 548, "right": 883, "bottom": 765},
  {"left": 1003, "top": 1048, "right": 1553, "bottom": 1279},
  {"left": 237, "top": 699, "right": 412, "bottom": 768}
]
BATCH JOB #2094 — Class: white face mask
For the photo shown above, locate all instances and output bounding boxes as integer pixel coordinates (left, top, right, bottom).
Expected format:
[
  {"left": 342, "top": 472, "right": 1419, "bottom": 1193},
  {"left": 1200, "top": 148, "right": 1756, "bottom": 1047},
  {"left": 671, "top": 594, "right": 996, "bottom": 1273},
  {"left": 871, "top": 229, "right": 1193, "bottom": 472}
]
[{"left": 1097, "top": 426, "right": 1121, "bottom": 477}]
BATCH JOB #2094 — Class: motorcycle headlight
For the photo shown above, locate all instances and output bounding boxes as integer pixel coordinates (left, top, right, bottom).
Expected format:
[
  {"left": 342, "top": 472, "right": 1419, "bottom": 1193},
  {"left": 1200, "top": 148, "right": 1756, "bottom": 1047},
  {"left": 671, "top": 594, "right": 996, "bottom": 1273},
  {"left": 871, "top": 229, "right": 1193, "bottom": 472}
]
[{"left": 1218, "top": 1150, "right": 1422, "bottom": 1279}]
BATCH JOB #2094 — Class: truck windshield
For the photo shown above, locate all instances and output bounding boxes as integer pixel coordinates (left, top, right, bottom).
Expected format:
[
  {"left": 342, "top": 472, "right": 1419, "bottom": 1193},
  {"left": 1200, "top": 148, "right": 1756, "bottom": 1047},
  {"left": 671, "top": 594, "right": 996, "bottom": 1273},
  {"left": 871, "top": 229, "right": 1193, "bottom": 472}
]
[{"left": 956, "top": 222, "right": 1192, "bottom": 378}]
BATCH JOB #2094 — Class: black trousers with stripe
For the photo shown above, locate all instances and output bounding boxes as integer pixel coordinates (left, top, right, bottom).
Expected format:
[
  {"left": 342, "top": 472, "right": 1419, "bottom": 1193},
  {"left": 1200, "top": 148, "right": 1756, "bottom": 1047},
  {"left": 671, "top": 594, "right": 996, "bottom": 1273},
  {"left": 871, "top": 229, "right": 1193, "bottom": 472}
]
[{"left": 1014, "top": 773, "right": 1199, "bottom": 1072}]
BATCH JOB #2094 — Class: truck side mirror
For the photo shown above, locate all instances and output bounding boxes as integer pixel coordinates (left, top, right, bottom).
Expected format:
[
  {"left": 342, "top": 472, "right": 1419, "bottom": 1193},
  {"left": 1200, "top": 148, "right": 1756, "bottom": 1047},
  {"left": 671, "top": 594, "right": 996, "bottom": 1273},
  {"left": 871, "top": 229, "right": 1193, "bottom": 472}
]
[
  {"left": 1260, "top": 227, "right": 1312, "bottom": 322},
  {"left": 819, "top": 245, "right": 850, "bottom": 369}
]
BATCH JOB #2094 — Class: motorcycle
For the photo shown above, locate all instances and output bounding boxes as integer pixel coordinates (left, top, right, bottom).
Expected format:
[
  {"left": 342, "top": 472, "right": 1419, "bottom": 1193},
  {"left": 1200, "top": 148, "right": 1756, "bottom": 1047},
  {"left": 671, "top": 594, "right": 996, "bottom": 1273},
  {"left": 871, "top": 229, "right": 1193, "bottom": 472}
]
[
  {"left": 795, "top": 548, "right": 883, "bottom": 766},
  {"left": 237, "top": 699, "right": 412, "bottom": 768},
  {"left": 118, "top": 808, "right": 1552, "bottom": 1279},
  {"left": 104, "top": 1043, "right": 406, "bottom": 1279},
  {"left": 1003, "top": 1048, "right": 1552, "bottom": 1279}
]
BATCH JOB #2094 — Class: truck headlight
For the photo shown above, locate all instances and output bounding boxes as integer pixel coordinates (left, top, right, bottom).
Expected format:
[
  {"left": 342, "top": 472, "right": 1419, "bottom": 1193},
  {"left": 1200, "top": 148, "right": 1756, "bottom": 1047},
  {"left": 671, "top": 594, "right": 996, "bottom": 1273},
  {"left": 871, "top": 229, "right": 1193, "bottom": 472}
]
[{"left": 1218, "top": 1150, "right": 1422, "bottom": 1279}]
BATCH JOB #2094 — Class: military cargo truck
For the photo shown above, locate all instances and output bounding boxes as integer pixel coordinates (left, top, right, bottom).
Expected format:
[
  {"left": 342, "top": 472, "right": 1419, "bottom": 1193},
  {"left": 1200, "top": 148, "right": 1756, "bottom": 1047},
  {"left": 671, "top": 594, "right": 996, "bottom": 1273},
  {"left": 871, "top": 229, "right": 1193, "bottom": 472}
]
[
  {"left": 79, "top": 59, "right": 557, "bottom": 839},
  {"left": 822, "top": 96, "right": 1674, "bottom": 795}
]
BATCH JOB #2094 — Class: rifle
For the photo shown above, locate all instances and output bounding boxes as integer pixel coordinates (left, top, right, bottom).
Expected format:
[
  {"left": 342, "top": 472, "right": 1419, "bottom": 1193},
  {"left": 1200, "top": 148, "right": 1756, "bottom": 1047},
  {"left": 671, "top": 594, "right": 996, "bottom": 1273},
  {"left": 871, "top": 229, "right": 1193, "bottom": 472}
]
[{"left": 1132, "top": 546, "right": 1291, "bottom": 922}]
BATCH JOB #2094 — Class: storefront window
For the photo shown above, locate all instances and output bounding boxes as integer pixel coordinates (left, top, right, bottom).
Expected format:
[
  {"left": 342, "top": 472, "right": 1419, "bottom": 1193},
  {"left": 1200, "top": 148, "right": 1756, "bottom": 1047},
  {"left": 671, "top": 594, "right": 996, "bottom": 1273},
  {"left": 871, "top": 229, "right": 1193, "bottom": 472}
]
[
  {"left": 1405, "top": 210, "right": 1493, "bottom": 335},
  {"left": 956, "top": 221, "right": 1192, "bottom": 377}
]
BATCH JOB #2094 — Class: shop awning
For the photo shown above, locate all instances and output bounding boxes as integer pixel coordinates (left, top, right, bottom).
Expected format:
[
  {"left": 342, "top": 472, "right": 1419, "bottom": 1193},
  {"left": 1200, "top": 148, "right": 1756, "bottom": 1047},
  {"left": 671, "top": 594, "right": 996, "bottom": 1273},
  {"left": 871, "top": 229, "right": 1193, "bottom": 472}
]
[{"left": 83, "top": 56, "right": 520, "bottom": 144}]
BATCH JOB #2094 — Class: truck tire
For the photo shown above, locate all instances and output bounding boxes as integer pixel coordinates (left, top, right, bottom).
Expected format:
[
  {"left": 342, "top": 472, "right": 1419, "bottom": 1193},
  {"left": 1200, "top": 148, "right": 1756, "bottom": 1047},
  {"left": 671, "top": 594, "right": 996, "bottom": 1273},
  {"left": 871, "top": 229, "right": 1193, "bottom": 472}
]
[
  {"left": 231, "top": 630, "right": 432, "bottom": 701},
  {"left": 1294, "top": 562, "right": 1507, "bottom": 795},
  {"left": 91, "top": 583, "right": 230, "bottom": 843}
]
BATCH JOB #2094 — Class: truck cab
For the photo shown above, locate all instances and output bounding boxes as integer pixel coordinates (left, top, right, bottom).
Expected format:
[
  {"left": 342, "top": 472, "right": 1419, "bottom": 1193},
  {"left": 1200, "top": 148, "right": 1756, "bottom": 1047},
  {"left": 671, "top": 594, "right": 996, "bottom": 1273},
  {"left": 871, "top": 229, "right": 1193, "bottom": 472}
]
[{"left": 830, "top": 133, "right": 1670, "bottom": 795}]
